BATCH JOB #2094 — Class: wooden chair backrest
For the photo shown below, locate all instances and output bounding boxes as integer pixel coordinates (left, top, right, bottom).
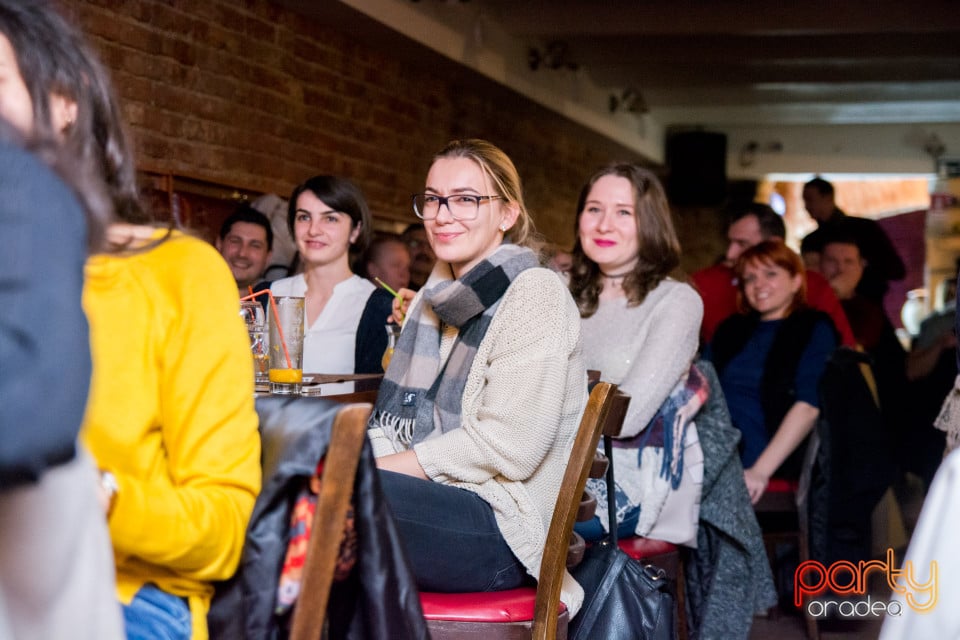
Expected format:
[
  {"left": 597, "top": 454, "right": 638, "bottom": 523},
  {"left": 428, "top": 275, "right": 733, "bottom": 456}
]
[
  {"left": 602, "top": 391, "right": 630, "bottom": 438},
  {"left": 532, "top": 381, "right": 619, "bottom": 640},
  {"left": 289, "top": 402, "right": 373, "bottom": 640},
  {"left": 587, "top": 390, "right": 631, "bottom": 481}
]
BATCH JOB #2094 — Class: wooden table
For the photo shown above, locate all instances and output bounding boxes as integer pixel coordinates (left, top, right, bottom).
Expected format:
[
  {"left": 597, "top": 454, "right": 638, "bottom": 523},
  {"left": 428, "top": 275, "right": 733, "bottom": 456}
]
[{"left": 255, "top": 373, "right": 382, "bottom": 404}]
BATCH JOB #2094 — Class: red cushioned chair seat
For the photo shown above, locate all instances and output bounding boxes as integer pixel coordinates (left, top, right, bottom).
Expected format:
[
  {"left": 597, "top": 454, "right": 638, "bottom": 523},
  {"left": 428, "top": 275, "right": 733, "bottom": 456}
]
[
  {"left": 420, "top": 588, "right": 567, "bottom": 623},
  {"left": 765, "top": 478, "right": 799, "bottom": 493},
  {"left": 617, "top": 537, "right": 677, "bottom": 560}
]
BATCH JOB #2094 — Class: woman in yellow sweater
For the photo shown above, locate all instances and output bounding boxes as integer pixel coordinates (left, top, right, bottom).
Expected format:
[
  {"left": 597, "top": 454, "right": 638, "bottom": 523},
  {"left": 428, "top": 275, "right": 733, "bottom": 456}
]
[{"left": 0, "top": 4, "right": 261, "bottom": 639}]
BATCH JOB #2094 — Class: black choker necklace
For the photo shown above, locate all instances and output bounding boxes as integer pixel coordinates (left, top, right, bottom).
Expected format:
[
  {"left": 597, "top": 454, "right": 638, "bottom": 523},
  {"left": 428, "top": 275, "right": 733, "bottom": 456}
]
[{"left": 601, "top": 270, "right": 631, "bottom": 280}]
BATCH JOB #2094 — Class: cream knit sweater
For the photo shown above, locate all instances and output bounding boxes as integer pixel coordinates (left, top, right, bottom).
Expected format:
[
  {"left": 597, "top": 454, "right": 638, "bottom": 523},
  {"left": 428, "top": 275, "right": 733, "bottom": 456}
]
[
  {"left": 369, "top": 267, "right": 588, "bottom": 614},
  {"left": 580, "top": 279, "right": 703, "bottom": 435}
]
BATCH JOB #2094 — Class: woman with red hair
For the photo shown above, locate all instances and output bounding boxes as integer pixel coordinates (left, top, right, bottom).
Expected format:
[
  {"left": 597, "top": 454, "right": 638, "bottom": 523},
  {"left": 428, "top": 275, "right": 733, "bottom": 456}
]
[{"left": 707, "top": 240, "right": 837, "bottom": 504}]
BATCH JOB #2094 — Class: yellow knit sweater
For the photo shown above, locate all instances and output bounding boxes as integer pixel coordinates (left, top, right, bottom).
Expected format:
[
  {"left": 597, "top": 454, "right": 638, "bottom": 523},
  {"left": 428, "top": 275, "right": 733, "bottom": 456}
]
[{"left": 81, "top": 230, "right": 261, "bottom": 640}]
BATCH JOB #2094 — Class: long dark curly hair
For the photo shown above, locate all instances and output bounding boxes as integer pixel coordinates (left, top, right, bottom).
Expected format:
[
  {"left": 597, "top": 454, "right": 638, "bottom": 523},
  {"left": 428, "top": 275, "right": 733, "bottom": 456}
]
[{"left": 569, "top": 164, "right": 680, "bottom": 317}]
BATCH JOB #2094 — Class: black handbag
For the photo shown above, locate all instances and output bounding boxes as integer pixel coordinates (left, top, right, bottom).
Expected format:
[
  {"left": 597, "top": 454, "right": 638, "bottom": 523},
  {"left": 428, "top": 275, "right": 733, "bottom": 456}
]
[{"left": 569, "top": 430, "right": 676, "bottom": 640}]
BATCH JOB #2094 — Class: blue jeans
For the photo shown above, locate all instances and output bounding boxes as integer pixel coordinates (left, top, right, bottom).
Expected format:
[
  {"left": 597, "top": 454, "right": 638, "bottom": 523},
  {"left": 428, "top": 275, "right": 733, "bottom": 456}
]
[
  {"left": 378, "top": 469, "right": 530, "bottom": 592},
  {"left": 122, "top": 584, "right": 191, "bottom": 640},
  {"left": 573, "top": 508, "right": 641, "bottom": 542}
]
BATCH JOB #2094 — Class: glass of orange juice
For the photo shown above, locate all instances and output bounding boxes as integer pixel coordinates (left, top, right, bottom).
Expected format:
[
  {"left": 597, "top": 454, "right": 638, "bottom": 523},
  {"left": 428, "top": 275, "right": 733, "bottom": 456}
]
[
  {"left": 381, "top": 323, "right": 401, "bottom": 371},
  {"left": 268, "top": 296, "right": 305, "bottom": 394}
]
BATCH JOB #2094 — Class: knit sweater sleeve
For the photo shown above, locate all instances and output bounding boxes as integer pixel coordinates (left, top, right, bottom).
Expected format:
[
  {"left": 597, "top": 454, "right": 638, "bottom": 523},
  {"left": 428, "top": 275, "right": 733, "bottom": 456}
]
[
  {"left": 413, "top": 270, "right": 583, "bottom": 484},
  {"left": 615, "top": 281, "right": 703, "bottom": 438}
]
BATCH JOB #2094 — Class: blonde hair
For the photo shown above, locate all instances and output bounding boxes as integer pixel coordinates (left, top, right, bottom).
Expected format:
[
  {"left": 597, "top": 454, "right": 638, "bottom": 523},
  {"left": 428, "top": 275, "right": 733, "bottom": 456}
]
[{"left": 432, "top": 139, "right": 538, "bottom": 250}]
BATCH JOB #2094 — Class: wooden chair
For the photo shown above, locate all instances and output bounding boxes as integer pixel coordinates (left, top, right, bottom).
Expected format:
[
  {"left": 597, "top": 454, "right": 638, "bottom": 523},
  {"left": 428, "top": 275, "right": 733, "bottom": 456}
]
[
  {"left": 210, "top": 396, "right": 426, "bottom": 640},
  {"left": 419, "top": 381, "right": 621, "bottom": 640},
  {"left": 288, "top": 402, "right": 372, "bottom": 640}
]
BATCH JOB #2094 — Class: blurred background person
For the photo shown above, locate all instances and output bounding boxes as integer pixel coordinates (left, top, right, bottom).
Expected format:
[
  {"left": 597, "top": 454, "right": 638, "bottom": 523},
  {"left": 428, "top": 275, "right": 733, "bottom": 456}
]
[
  {"left": 0, "top": 3, "right": 263, "bottom": 638},
  {"left": 692, "top": 202, "right": 854, "bottom": 347},
  {"left": 545, "top": 245, "right": 573, "bottom": 275},
  {"left": 0, "top": 119, "right": 122, "bottom": 638},
  {"left": 821, "top": 233, "right": 910, "bottom": 494},
  {"left": 250, "top": 192, "right": 296, "bottom": 281},
  {"left": 216, "top": 203, "right": 273, "bottom": 303},
  {"left": 271, "top": 175, "right": 393, "bottom": 374},
  {"left": 357, "top": 231, "right": 411, "bottom": 292},
  {"left": 401, "top": 222, "right": 436, "bottom": 290},
  {"left": 801, "top": 177, "right": 905, "bottom": 305},
  {"left": 904, "top": 271, "right": 955, "bottom": 487}
]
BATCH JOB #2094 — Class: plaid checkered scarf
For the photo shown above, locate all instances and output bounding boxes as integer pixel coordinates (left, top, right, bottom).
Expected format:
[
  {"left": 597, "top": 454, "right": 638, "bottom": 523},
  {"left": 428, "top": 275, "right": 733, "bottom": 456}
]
[{"left": 369, "top": 243, "right": 540, "bottom": 447}]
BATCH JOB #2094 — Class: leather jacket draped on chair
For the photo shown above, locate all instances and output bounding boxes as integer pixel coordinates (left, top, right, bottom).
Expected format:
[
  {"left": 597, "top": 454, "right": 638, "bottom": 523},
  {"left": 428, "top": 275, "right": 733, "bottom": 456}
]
[{"left": 208, "top": 396, "right": 429, "bottom": 640}]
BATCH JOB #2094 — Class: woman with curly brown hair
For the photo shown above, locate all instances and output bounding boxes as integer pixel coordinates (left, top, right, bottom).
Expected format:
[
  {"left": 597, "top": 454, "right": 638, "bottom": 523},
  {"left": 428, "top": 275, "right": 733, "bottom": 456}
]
[{"left": 570, "top": 164, "right": 705, "bottom": 545}]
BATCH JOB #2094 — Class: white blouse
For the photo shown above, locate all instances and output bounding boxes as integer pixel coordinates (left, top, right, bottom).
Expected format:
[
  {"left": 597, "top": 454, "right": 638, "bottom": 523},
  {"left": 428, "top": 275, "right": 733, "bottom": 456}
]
[{"left": 270, "top": 274, "right": 374, "bottom": 374}]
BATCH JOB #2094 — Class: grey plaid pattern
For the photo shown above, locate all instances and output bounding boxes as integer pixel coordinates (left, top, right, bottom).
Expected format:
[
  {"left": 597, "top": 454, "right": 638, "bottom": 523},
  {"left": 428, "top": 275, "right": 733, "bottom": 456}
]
[{"left": 370, "top": 243, "right": 539, "bottom": 446}]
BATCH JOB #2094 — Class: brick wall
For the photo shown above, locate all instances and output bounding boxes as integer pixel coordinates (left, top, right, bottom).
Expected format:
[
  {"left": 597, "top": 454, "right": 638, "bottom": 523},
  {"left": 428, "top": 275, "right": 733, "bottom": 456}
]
[{"left": 58, "top": 0, "right": 681, "bottom": 253}]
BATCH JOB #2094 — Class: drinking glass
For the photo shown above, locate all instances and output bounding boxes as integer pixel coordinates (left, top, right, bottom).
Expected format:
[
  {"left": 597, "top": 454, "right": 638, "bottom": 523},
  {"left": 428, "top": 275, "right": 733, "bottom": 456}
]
[
  {"left": 268, "top": 296, "right": 305, "bottom": 394},
  {"left": 382, "top": 323, "right": 401, "bottom": 371},
  {"left": 239, "top": 300, "right": 269, "bottom": 384}
]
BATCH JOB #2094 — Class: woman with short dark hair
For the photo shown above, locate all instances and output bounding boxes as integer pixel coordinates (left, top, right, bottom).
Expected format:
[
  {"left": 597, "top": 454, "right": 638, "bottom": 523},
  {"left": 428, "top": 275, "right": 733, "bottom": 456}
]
[{"left": 270, "top": 175, "right": 393, "bottom": 376}]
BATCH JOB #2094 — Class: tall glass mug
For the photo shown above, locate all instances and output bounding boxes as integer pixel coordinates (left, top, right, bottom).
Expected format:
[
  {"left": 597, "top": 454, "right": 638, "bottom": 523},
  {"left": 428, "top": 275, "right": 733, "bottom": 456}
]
[
  {"left": 268, "top": 296, "right": 305, "bottom": 394},
  {"left": 239, "top": 300, "right": 269, "bottom": 384}
]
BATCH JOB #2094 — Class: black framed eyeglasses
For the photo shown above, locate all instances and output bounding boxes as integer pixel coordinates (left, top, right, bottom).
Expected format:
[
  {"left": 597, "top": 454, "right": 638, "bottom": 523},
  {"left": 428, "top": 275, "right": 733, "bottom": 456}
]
[{"left": 411, "top": 193, "right": 502, "bottom": 221}]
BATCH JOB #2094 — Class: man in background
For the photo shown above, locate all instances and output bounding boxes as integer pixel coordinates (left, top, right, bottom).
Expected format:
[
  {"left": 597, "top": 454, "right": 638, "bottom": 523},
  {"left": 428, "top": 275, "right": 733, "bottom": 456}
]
[
  {"left": 800, "top": 177, "right": 905, "bottom": 304},
  {"left": 692, "top": 202, "right": 855, "bottom": 346},
  {"left": 216, "top": 204, "right": 273, "bottom": 303},
  {"left": 546, "top": 247, "right": 573, "bottom": 275},
  {"left": 401, "top": 223, "right": 435, "bottom": 290},
  {"left": 359, "top": 232, "right": 411, "bottom": 293},
  {"left": 821, "top": 233, "right": 908, "bottom": 476}
]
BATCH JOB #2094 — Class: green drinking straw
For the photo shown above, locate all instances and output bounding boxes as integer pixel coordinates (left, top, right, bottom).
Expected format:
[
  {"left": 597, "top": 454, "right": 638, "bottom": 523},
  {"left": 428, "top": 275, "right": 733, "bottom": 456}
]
[
  {"left": 374, "top": 277, "right": 401, "bottom": 300},
  {"left": 375, "top": 277, "right": 406, "bottom": 323}
]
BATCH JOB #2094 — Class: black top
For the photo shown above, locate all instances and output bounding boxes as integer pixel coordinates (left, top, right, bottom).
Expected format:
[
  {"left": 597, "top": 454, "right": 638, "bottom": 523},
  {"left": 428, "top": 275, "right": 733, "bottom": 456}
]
[
  {"left": 802, "top": 209, "right": 906, "bottom": 303},
  {"left": 354, "top": 287, "right": 395, "bottom": 374},
  {"left": 711, "top": 309, "right": 836, "bottom": 478}
]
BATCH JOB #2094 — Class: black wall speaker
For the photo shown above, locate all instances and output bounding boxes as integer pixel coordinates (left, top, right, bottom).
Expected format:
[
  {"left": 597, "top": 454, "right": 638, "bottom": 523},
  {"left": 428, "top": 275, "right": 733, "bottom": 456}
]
[{"left": 666, "top": 131, "right": 727, "bottom": 206}]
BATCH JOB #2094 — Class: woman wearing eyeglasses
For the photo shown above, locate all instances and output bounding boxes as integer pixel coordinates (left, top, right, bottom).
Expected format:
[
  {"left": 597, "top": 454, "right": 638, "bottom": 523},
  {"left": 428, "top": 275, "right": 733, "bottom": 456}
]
[
  {"left": 368, "top": 139, "right": 589, "bottom": 614},
  {"left": 270, "top": 176, "right": 393, "bottom": 375}
]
